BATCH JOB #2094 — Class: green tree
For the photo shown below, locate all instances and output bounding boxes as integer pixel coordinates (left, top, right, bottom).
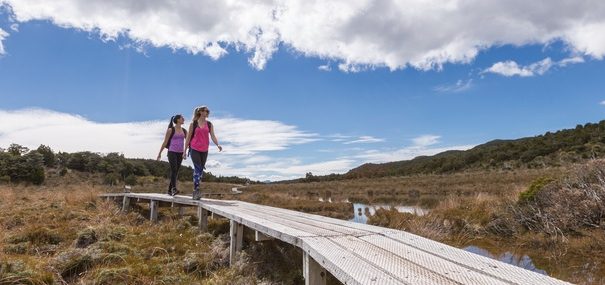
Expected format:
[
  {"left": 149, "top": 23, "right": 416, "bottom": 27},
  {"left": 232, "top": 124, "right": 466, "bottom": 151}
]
[
  {"left": 124, "top": 174, "right": 137, "bottom": 186},
  {"left": 7, "top": 144, "right": 29, "bottom": 156},
  {"left": 36, "top": 145, "right": 56, "bottom": 167}
]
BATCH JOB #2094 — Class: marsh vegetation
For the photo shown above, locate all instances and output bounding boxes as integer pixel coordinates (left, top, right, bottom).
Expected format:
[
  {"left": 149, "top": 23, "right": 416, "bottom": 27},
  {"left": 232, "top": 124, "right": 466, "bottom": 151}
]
[{"left": 2, "top": 155, "right": 605, "bottom": 284}]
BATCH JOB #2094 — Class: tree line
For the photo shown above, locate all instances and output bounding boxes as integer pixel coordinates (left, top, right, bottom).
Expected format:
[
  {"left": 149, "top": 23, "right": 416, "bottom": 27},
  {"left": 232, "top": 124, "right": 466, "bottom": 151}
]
[{"left": 0, "top": 144, "right": 254, "bottom": 185}]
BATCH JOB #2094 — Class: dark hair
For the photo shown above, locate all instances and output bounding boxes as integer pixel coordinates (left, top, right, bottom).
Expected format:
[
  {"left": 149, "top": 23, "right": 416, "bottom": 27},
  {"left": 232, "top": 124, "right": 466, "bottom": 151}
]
[{"left": 168, "top": 114, "right": 183, "bottom": 128}]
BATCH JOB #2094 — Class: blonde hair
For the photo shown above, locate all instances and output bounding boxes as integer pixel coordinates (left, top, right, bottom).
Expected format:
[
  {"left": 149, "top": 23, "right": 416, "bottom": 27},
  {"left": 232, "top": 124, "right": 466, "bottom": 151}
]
[{"left": 192, "top": 106, "right": 209, "bottom": 122}]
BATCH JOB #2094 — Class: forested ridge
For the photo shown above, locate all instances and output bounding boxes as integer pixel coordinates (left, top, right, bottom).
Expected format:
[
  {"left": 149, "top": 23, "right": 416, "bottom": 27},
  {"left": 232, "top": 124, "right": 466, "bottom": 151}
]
[{"left": 347, "top": 121, "right": 605, "bottom": 178}]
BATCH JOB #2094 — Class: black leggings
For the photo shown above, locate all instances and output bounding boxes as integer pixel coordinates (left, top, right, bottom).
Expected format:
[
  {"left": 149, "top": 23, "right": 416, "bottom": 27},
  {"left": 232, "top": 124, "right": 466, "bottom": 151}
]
[
  {"left": 167, "top": 151, "right": 183, "bottom": 191},
  {"left": 190, "top": 149, "right": 208, "bottom": 192}
]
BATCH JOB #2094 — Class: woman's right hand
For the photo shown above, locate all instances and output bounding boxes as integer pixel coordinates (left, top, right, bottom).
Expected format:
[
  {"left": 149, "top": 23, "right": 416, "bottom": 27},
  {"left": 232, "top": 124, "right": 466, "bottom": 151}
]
[{"left": 156, "top": 154, "right": 161, "bottom": 161}]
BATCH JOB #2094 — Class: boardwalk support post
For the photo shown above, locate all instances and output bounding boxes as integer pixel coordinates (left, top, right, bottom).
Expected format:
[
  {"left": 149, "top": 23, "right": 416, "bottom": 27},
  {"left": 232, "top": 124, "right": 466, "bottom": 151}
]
[
  {"left": 198, "top": 207, "right": 208, "bottom": 232},
  {"left": 178, "top": 207, "right": 185, "bottom": 217},
  {"left": 230, "top": 220, "right": 244, "bottom": 266},
  {"left": 303, "top": 252, "right": 326, "bottom": 285},
  {"left": 150, "top": 200, "right": 159, "bottom": 222},
  {"left": 255, "top": 231, "right": 273, "bottom": 241},
  {"left": 121, "top": 196, "right": 130, "bottom": 212}
]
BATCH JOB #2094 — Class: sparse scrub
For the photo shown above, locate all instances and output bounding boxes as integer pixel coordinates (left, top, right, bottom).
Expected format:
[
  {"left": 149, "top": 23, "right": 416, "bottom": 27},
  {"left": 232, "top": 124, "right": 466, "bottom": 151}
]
[{"left": 513, "top": 161, "right": 605, "bottom": 237}]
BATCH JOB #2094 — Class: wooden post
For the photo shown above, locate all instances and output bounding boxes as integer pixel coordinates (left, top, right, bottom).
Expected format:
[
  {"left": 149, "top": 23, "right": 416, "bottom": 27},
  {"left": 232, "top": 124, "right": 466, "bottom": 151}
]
[
  {"left": 303, "top": 252, "right": 326, "bottom": 285},
  {"left": 197, "top": 207, "right": 208, "bottom": 232},
  {"left": 229, "top": 220, "right": 244, "bottom": 266},
  {"left": 178, "top": 207, "right": 185, "bottom": 217},
  {"left": 150, "top": 200, "right": 158, "bottom": 222},
  {"left": 255, "top": 231, "right": 273, "bottom": 241},
  {"left": 121, "top": 196, "right": 130, "bottom": 212}
]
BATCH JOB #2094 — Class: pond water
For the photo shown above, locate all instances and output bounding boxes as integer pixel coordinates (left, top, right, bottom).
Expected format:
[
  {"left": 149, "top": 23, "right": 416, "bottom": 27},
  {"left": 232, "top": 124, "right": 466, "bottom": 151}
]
[
  {"left": 463, "top": 245, "right": 547, "bottom": 275},
  {"left": 463, "top": 245, "right": 605, "bottom": 284},
  {"left": 350, "top": 203, "right": 428, "bottom": 224}
]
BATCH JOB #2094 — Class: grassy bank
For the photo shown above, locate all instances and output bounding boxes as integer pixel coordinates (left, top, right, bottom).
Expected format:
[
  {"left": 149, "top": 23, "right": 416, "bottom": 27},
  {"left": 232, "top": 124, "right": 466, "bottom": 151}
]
[{"left": 0, "top": 184, "right": 310, "bottom": 284}]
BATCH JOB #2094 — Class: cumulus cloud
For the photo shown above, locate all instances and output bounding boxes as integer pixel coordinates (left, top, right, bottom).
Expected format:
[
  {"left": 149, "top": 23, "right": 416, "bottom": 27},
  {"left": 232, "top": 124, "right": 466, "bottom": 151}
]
[
  {"left": 0, "top": 28, "right": 8, "bottom": 55},
  {"left": 484, "top": 57, "right": 584, "bottom": 77},
  {"left": 0, "top": 108, "right": 319, "bottom": 180},
  {"left": 2, "top": 1, "right": 605, "bottom": 70}
]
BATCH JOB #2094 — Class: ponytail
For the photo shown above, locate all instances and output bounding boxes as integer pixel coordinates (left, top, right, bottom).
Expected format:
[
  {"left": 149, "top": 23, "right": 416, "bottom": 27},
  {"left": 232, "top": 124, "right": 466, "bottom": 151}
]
[{"left": 168, "top": 116, "right": 175, "bottom": 129}]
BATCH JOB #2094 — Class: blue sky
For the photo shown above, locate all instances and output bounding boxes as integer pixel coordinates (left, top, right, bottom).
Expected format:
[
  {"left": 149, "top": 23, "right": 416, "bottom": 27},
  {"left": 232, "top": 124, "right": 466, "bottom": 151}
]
[{"left": 1, "top": 1, "right": 605, "bottom": 180}]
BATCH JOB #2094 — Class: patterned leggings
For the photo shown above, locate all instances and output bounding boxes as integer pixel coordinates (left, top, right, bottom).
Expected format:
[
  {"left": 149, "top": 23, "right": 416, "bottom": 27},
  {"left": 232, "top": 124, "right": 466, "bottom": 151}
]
[{"left": 190, "top": 149, "right": 208, "bottom": 192}]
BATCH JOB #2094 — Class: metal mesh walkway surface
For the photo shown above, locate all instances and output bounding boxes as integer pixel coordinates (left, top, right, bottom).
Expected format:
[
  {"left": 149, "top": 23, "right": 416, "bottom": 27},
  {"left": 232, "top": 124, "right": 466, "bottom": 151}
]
[{"left": 100, "top": 193, "right": 572, "bottom": 285}]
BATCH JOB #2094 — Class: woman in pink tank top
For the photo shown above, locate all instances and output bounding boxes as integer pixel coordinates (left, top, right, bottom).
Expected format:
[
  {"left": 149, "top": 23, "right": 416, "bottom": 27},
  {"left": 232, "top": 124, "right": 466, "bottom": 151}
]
[{"left": 184, "top": 106, "right": 223, "bottom": 200}]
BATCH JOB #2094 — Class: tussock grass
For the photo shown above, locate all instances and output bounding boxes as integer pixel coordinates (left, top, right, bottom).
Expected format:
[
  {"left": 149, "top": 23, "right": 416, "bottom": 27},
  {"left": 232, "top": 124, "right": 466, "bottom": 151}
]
[
  {"left": 2, "top": 164, "right": 603, "bottom": 284},
  {"left": 0, "top": 183, "right": 308, "bottom": 284}
]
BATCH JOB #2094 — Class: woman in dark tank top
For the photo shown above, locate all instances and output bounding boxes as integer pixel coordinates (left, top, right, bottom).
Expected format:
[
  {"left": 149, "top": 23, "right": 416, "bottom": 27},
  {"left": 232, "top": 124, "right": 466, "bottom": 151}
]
[{"left": 157, "top": 114, "right": 186, "bottom": 196}]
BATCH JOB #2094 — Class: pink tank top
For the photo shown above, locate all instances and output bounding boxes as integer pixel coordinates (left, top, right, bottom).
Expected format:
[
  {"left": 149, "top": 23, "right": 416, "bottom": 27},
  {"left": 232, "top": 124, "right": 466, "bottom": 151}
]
[{"left": 190, "top": 121, "right": 210, "bottom": 152}]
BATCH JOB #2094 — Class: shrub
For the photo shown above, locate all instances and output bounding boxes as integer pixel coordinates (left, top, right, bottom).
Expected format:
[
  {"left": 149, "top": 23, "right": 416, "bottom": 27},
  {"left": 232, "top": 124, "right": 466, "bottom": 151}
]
[
  {"left": 513, "top": 161, "right": 605, "bottom": 235},
  {"left": 518, "top": 177, "right": 554, "bottom": 203},
  {"left": 124, "top": 174, "right": 137, "bottom": 186}
]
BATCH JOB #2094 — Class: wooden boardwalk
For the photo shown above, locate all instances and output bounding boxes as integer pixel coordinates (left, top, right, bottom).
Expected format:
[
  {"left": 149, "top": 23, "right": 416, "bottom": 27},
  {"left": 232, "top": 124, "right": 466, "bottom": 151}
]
[{"left": 100, "top": 193, "right": 572, "bottom": 285}]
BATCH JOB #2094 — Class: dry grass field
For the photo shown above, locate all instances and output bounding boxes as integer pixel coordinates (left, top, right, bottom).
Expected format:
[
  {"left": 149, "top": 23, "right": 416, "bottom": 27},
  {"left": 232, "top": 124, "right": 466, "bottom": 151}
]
[
  {"left": 2, "top": 163, "right": 604, "bottom": 284},
  {"left": 0, "top": 183, "right": 310, "bottom": 284}
]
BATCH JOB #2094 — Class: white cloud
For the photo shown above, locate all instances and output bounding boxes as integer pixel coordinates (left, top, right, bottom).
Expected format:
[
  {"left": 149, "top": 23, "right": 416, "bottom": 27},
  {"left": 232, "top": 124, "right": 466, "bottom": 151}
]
[
  {"left": 348, "top": 134, "right": 473, "bottom": 164},
  {"left": 434, "top": 79, "right": 473, "bottom": 93},
  {"left": 412, "top": 135, "right": 440, "bottom": 147},
  {"left": 343, "top": 135, "right": 384, "bottom": 144},
  {"left": 355, "top": 144, "right": 474, "bottom": 164},
  {"left": 600, "top": 100, "right": 605, "bottom": 106},
  {"left": 318, "top": 64, "right": 331, "bottom": 71},
  {"left": 216, "top": 117, "right": 318, "bottom": 155},
  {"left": 328, "top": 134, "right": 352, "bottom": 142},
  {"left": 0, "top": 108, "right": 319, "bottom": 180},
  {"left": 483, "top": 59, "right": 550, "bottom": 77},
  {"left": 558, "top": 56, "right": 585, "bottom": 66},
  {"left": 484, "top": 57, "right": 584, "bottom": 77},
  {"left": 9, "top": 23, "right": 18, "bottom": 32},
  {"left": 349, "top": 134, "right": 473, "bottom": 164},
  {"left": 2, "top": 1, "right": 605, "bottom": 70},
  {"left": 214, "top": 156, "right": 356, "bottom": 181},
  {"left": 0, "top": 28, "right": 8, "bottom": 55}
]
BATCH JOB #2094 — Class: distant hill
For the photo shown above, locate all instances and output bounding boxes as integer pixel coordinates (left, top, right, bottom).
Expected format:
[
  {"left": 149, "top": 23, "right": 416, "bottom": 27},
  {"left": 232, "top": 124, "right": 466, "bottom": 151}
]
[
  {"left": 346, "top": 121, "right": 605, "bottom": 178},
  {"left": 286, "top": 120, "right": 605, "bottom": 183}
]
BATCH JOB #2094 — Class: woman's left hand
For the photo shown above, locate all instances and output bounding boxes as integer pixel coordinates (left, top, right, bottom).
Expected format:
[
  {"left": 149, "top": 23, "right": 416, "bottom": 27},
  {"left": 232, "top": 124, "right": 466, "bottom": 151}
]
[{"left": 217, "top": 145, "right": 223, "bottom": 152}]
